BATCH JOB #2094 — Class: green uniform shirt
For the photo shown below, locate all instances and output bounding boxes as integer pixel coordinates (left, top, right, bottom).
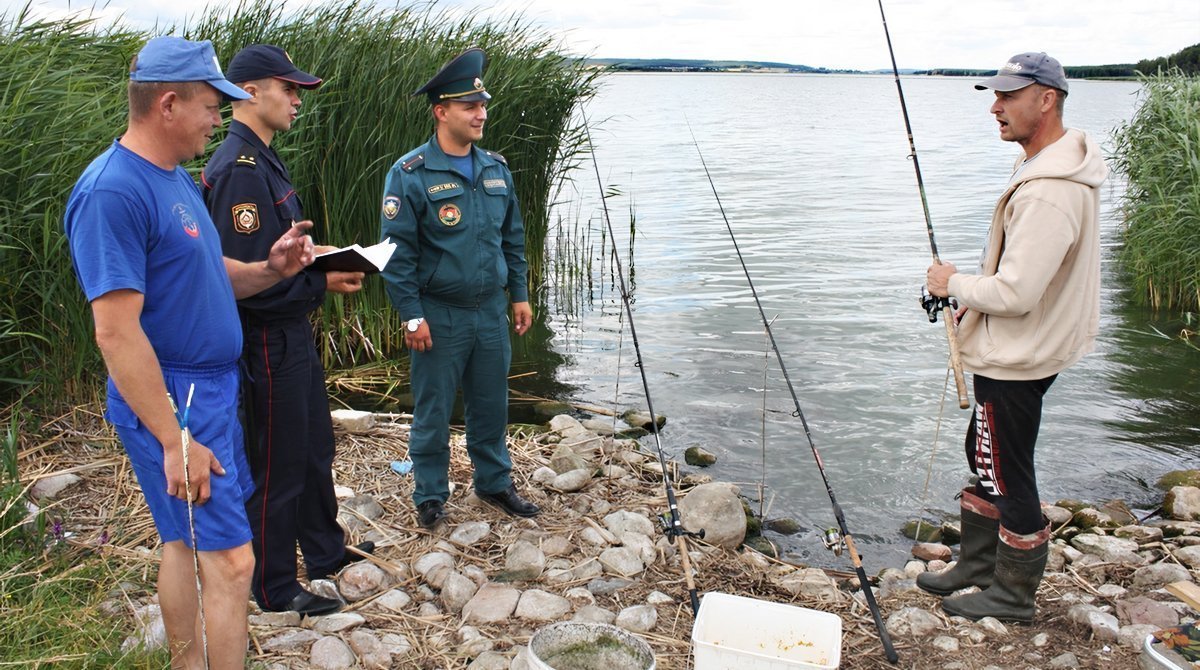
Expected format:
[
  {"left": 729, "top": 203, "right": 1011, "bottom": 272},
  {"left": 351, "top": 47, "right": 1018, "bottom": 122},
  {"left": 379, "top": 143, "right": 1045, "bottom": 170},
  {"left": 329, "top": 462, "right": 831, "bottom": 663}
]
[{"left": 380, "top": 135, "right": 528, "bottom": 320}]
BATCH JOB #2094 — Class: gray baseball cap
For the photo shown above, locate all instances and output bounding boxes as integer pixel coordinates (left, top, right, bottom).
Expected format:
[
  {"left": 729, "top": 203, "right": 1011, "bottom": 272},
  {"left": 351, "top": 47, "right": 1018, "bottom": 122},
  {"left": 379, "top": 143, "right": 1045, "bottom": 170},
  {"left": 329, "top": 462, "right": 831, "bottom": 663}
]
[{"left": 975, "top": 52, "right": 1068, "bottom": 94}]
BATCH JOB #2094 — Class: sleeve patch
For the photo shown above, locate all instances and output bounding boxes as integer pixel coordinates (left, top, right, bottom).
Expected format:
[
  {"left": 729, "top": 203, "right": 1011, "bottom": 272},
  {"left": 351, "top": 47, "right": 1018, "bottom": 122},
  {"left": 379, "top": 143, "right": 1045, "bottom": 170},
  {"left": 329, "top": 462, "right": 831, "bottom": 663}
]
[
  {"left": 382, "top": 196, "right": 401, "bottom": 220},
  {"left": 231, "top": 203, "right": 260, "bottom": 234}
]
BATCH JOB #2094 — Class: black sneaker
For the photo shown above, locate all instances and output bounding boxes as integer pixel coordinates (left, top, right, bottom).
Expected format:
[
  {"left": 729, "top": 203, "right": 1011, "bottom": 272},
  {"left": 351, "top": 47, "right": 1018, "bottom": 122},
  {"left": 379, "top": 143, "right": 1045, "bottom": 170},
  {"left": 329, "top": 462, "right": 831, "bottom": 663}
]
[
  {"left": 265, "top": 588, "right": 341, "bottom": 616},
  {"left": 417, "top": 499, "right": 448, "bottom": 529}
]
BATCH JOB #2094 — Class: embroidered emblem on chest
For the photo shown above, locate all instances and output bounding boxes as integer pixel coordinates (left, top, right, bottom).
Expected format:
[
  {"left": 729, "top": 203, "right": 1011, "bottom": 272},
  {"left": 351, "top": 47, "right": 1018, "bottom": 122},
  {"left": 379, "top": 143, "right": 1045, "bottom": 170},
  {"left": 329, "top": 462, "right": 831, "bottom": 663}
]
[
  {"left": 231, "top": 203, "right": 260, "bottom": 234},
  {"left": 427, "top": 182, "right": 460, "bottom": 194},
  {"left": 438, "top": 204, "right": 462, "bottom": 227},
  {"left": 173, "top": 203, "right": 200, "bottom": 238},
  {"left": 483, "top": 178, "right": 506, "bottom": 190},
  {"left": 382, "top": 196, "right": 401, "bottom": 220}
]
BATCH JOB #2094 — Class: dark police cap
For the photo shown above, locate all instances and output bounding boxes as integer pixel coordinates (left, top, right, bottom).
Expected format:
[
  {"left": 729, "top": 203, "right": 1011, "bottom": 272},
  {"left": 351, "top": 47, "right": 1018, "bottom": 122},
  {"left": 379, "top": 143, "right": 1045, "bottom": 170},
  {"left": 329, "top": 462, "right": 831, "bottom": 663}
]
[
  {"left": 413, "top": 47, "right": 491, "bottom": 104},
  {"left": 226, "top": 44, "right": 322, "bottom": 89}
]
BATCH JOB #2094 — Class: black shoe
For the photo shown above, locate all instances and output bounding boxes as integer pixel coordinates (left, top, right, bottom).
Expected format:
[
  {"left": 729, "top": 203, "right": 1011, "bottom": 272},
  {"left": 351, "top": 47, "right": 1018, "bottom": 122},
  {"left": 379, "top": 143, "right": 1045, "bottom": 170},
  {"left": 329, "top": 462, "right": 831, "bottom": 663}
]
[
  {"left": 417, "top": 499, "right": 449, "bottom": 529},
  {"left": 308, "top": 541, "right": 377, "bottom": 581},
  {"left": 478, "top": 485, "right": 541, "bottom": 518},
  {"left": 266, "top": 589, "right": 341, "bottom": 616}
]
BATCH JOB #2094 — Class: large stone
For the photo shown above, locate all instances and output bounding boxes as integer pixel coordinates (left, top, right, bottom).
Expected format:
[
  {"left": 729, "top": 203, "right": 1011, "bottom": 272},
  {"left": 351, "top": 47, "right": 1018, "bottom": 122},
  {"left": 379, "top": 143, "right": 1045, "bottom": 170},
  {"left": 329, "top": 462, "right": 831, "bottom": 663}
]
[
  {"left": 1164, "top": 486, "right": 1200, "bottom": 521},
  {"left": 561, "top": 432, "right": 605, "bottom": 460},
  {"left": 348, "top": 630, "right": 392, "bottom": 670},
  {"left": 381, "top": 632, "right": 412, "bottom": 657},
  {"left": 339, "top": 562, "right": 387, "bottom": 601},
  {"left": 502, "top": 540, "right": 546, "bottom": 581},
  {"left": 312, "top": 612, "right": 365, "bottom": 633},
  {"left": 30, "top": 473, "right": 82, "bottom": 500},
  {"left": 330, "top": 409, "right": 375, "bottom": 433},
  {"left": 1113, "top": 525, "right": 1163, "bottom": 544},
  {"left": 1066, "top": 604, "right": 1119, "bottom": 641},
  {"left": 531, "top": 466, "right": 558, "bottom": 486},
  {"left": 1070, "top": 534, "right": 1142, "bottom": 564},
  {"left": 340, "top": 494, "right": 384, "bottom": 527},
  {"left": 599, "top": 546, "right": 645, "bottom": 577},
  {"left": 913, "top": 542, "right": 952, "bottom": 562},
  {"left": 684, "top": 446, "right": 717, "bottom": 467},
  {"left": 603, "top": 510, "right": 655, "bottom": 537},
  {"left": 462, "top": 583, "right": 521, "bottom": 625},
  {"left": 1118, "top": 623, "right": 1162, "bottom": 650},
  {"left": 1073, "top": 508, "right": 1117, "bottom": 529},
  {"left": 615, "top": 604, "right": 658, "bottom": 632},
  {"left": 261, "top": 628, "right": 322, "bottom": 652},
  {"left": 1132, "top": 562, "right": 1193, "bottom": 589},
  {"left": 1117, "top": 596, "right": 1179, "bottom": 629},
  {"left": 441, "top": 571, "right": 480, "bottom": 613},
  {"left": 1174, "top": 544, "right": 1200, "bottom": 569},
  {"left": 468, "top": 651, "right": 510, "bottom": 670},
  {"left": 122, "top": 604, "right": 166, "bottom": 652},
  {"left": 573, "top": 604, "right": 617, "bottom": 624},
  {"left": 372, "top": 589, "right": 412, "bottom": 613},
  {"left": 310, "top": 635, "right": 356, "bottom": 669},
  {"left": 678, "top": 482, "right": 745, "bottom": 549},
  {"left": 621, "top": 409, "right": 665, "bottom": 430},
  {"left": 249, "top": 610, "right": 302, "bottom": 627},
  {"left": 550, "top": 443, "right": 590, "bottom": 474},
  {"left": 588, "top": 577, "right": 635, "bottom": 596},
  {"left": 582, "top": 418, "right": 627, "bottom": 436},
  {"left": 1157, "top": 470, "right": 1200, "bottom": 490},
  {"left": 776, "top": 567, "right": 843, "bottom": 603},
  {"left": 620, "top": 532, "right": 657, "bottom": 567},
  {"left": 1147, "top": 520, "right": 1200, "bottom": 537},
  {"left": 414, "top": 552, "right": 457, "bottom": 589},
  {"left": 549, "top": 414, "right": 585, "bottom": 433},
  {"left": 449, "top": 521, "right": 492, "bottom": 547},
  {"left": 515, "top": 589, "right": 572, "bottom": 621},
  {"left": 885, "top": 607, "right": 942, "bottom": 637},
  {"left": 1043, "top": 505, "right": 1073, "bottom": 526},
  {"left": 552, "top": 468, "right": 593, "bottom": 493},
  {"left": 901, "top": 520, "right": 943, "bottom": 543}
]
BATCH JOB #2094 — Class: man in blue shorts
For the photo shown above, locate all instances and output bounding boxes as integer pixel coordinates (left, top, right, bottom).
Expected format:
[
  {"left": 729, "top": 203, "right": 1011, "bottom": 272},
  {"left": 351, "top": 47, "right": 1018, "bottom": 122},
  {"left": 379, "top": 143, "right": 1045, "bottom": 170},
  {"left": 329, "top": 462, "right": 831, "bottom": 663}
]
[{"left": 64, "top": 37, "right": 315, "bottom": 669}]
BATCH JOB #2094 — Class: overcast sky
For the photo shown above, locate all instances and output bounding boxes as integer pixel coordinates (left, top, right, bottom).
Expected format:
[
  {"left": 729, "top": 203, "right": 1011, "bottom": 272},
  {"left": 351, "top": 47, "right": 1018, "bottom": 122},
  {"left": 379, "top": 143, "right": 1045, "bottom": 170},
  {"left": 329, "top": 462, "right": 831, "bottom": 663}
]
[{"left": 5, "top": 0, "right": 1197, "bottom": 70}]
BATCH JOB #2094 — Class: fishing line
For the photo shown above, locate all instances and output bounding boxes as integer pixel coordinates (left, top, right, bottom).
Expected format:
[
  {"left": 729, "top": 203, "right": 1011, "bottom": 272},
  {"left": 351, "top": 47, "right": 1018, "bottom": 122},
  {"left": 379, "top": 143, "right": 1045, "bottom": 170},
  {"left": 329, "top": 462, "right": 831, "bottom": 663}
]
[
  {"left": 685, "top": 119, "right": 899, "bottom": 664},
  {"left": 876, "top": 0, "right": 970, "bottom": 410},
  {"left": 582, "top": 109, "right": 704, "bottom": 615}
]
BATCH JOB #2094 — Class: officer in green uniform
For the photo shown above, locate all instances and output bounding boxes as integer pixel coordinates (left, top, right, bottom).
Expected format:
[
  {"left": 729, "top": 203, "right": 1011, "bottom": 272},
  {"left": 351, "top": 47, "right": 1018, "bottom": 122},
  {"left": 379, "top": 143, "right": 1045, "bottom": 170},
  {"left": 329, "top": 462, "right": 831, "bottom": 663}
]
[{"left": 380, "top": 47, "right": 540, "bottom": 529}]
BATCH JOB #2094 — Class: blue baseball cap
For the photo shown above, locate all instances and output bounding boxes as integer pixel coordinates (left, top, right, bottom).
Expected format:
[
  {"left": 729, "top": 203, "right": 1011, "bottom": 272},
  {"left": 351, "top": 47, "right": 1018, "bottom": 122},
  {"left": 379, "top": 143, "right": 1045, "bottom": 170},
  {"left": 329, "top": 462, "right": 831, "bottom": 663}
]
[{"left": 130, "top": 37, "right": 251, "bottom": 101}]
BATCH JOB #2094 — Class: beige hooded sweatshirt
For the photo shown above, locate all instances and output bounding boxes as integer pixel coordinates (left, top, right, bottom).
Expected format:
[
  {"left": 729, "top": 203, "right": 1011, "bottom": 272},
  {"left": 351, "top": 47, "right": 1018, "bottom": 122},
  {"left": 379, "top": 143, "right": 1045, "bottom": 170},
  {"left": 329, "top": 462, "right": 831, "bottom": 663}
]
[{"left": 948, "top": 128, "right": 1108, "bottom": 381}]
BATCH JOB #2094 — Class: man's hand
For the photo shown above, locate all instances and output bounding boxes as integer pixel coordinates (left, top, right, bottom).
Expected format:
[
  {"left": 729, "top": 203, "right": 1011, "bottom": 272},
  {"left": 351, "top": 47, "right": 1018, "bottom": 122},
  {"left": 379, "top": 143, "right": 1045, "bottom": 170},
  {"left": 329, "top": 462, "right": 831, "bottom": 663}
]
[
  {"left": 163, "top": 433, "right": 225, "bottom": 505},
  {"left": 405, "top": 321, "right": 432, "bottom": 352},
  {"left": 926, "top": 261, "right": 958, "bottom": 298},
  {"left": 267, "top": 220, "right": 316, "bottom": 279},
  {"left": 512, "top": 301, "right": 533, "bottom": 336},
  {"left": 326, "top": 271, "right": 365, "bottom": 294}
]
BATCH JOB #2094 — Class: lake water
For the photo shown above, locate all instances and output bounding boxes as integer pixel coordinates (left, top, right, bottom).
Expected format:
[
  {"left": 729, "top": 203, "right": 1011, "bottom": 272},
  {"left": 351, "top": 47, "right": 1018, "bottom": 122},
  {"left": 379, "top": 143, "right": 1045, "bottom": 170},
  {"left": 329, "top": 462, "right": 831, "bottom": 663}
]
[{"left": 515, "top": 73, "right": 1200, "bottom": 569}]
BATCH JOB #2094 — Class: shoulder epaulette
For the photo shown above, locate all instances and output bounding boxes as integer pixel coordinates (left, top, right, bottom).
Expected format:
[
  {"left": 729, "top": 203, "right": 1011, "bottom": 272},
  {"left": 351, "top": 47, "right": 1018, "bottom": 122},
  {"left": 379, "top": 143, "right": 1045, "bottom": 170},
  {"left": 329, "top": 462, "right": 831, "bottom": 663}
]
[
  {"left": 402, "top": 154, "right": 425, "bottom": 172},
  {"left": 234, "top": 145, "right": 259, "bottom": 169},
  {"left": 484, "top": 150, "right": 507, "bottom": 165}
]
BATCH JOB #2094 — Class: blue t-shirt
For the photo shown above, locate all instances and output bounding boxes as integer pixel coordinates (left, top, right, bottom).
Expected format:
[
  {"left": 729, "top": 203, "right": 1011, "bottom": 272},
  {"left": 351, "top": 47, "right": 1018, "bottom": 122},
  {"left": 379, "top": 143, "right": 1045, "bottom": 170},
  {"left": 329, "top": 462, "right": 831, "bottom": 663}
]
[
  {"left": 448, "top": 152, "right": 474, "bottom": 183},
  {"left": 64, "top": 141, "right": 243, "bottom": 369}
]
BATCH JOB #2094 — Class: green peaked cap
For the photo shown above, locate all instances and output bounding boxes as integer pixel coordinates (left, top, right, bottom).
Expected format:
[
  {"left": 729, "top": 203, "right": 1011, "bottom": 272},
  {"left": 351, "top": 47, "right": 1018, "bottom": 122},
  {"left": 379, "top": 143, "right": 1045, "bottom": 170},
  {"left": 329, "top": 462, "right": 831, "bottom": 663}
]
[{"left": 413, "top": 47, "right": 491, "bottom": 103}]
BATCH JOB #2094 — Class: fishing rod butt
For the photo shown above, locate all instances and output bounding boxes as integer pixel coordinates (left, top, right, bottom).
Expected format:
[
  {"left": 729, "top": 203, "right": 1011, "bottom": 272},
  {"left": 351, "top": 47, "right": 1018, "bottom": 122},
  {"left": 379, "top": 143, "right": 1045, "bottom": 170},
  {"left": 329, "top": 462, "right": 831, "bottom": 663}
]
[{"left": 942, "top": 308, "right": 970, "bottom": 409}]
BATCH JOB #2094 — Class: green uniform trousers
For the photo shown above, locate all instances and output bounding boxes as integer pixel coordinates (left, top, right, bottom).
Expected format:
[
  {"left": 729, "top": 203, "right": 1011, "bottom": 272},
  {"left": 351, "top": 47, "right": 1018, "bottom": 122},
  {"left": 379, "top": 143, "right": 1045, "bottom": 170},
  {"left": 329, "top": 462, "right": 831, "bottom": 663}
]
[{"left": 409, "top": 291, "right": 513, "bottom": 505}]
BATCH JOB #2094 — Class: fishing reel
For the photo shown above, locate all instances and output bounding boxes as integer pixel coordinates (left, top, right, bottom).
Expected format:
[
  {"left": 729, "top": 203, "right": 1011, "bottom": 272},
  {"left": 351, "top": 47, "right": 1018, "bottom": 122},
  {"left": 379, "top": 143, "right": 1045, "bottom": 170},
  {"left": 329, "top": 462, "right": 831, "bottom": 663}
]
[
  {"left": 919, "top": 287, "right": 957, "bottom": 324},
  {"left": 821, "top": 527, "right": 844, "bottom": 557},
  {"left": 658, "top": 512, "right": 705, "bottom": 541}
]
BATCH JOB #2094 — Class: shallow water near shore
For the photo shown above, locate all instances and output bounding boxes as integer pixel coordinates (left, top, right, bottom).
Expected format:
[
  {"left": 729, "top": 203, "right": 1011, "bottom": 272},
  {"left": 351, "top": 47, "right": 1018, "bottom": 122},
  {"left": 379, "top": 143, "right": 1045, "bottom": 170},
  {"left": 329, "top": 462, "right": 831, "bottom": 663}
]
[{"left": 502, "top": 72, "right": 1200, "bottom": 570}]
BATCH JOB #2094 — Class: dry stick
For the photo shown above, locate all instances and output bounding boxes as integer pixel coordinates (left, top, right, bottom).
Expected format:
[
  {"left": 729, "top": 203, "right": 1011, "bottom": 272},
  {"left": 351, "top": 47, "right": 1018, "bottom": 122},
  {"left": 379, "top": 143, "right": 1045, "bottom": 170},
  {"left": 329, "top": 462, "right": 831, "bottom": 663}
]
[
  {"left": 877, "top": 0, "right": 969, "bottom": 409},
  {"left": 168, "top": 385, "right": 208, "bottom": 670},
  {"left": 686, "top": 120, "right": 898, "bottom": 663},
  {"left": 582, "top": 109, "right": 702, "bottom": 615}
]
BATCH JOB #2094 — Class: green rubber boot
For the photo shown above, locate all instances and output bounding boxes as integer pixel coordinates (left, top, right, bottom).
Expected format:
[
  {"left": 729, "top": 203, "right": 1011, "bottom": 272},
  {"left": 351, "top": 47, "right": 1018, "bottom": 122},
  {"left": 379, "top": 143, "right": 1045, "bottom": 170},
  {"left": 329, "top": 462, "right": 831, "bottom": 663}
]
[
  {"left": 941, "top": 523, "right": 1050, "bottom": 623},
  {"left": 917, "top": 488, "right": 999, "bottom": 596}
]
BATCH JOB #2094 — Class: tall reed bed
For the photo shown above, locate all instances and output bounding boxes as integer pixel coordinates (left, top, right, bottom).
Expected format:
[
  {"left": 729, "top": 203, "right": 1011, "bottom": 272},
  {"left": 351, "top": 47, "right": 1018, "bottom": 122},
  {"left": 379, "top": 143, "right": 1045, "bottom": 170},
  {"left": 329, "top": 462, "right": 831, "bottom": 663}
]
[
  {"left": 0, "top": 1, "right": 598, "bottom": 406},
  {"left": 1112, "top": 71, "right": 1200, "bottom": 312}
]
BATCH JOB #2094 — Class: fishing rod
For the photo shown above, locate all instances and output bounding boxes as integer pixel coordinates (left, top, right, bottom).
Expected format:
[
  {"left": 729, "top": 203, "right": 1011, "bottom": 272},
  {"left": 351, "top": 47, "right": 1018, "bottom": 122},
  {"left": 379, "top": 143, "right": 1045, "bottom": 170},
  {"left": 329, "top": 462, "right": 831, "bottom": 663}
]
[
  {"left": 686, "top": 122, "right": 899, "bottom": 665},
  {"left": 581, "top": 110, "right": 705, "bottom": 616},
  {"left": 877, "top": 0, "right": 969, "bottom": 410}
]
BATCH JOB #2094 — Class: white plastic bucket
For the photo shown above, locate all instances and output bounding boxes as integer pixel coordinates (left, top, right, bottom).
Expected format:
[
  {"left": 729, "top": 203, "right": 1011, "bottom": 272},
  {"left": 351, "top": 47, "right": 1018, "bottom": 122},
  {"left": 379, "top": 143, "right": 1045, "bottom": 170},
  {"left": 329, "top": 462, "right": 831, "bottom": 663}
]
[
  {"left": 691, "top": 592, "right": 842, "bottom": 669},
  {"left": 528, "top": 622, "right": 656, "bottom": 670}
]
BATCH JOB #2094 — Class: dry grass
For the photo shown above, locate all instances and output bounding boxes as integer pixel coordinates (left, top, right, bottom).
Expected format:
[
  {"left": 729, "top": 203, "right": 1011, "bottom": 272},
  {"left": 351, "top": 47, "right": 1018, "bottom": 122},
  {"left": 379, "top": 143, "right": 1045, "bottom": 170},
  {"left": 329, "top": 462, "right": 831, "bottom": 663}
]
[{"left": 19, "top": 406, "right": 1141, "bottom": 669}]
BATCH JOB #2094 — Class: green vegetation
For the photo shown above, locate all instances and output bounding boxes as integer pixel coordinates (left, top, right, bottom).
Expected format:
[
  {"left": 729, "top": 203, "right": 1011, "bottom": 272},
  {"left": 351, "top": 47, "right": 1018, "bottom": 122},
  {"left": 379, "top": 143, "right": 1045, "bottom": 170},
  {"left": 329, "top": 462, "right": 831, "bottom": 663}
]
[
  {"left": 1137, "top": 43, "right": 1200, "bottom": 76},
  {"left": 0, "top": 0, "right": 598, "bottom": 407},
  {"left": 1111, "top": 71, "right": 1200, "bottom": 312}
]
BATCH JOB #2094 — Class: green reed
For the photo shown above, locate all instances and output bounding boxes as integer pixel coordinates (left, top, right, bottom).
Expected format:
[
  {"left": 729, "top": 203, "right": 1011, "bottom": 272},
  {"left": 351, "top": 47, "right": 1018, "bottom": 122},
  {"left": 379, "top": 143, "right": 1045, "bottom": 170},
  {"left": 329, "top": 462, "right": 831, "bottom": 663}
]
[
  {"left": 1112, "top": 71, "right": 1200, "bottom": 312},
  {"left": 0, "top": 1, "right": 598, "bottom": 406}
]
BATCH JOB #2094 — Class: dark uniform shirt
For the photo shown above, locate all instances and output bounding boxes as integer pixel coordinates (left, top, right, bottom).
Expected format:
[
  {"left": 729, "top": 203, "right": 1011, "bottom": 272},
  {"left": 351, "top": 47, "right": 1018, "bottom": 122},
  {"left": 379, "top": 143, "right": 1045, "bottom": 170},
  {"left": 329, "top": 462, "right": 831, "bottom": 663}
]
[
  {"left": 202, "top": 119, "right": 326, "bottom": 321},
  {"left": 379, "top": 134, "right": 528, "bottom": 320}
]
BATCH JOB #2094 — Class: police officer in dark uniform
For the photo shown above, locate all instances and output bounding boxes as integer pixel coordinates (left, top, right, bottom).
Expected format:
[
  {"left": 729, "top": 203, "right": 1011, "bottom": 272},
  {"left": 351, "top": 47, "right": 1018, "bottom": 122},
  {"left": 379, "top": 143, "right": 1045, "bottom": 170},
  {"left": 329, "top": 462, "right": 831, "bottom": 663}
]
[
  {"left": 380, "top": 47, "right": 541, "bottom": 529},
  {"left": 203, "top": 44, "right": 372, "bottom": 616}
]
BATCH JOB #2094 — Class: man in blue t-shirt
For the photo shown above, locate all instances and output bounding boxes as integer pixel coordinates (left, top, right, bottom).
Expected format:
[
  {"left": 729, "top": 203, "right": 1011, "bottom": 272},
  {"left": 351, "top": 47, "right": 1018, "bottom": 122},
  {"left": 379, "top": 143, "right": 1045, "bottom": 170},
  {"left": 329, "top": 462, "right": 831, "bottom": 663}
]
[{"left": 64, "top": 37, "right": 315, "bottom": 669}]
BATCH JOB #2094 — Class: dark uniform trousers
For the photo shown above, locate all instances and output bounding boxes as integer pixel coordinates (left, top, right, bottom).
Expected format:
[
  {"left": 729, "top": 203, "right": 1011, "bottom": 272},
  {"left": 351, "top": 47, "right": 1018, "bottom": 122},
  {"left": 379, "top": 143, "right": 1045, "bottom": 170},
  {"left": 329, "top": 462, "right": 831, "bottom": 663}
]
[
  {"left": 409, "top": 291, "right": 514, "bottom": 506},
  {"left": 243, "top": 315, "right": 344, "bottom": 608}
]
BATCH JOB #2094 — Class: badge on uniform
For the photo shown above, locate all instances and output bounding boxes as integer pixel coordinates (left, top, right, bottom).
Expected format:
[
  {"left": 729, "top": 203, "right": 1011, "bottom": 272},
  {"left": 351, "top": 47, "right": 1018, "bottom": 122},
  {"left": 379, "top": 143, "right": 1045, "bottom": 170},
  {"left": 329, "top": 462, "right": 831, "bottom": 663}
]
[
  {"left": 232, "top": 203, "right": 260, "bottom": 234},
  {"left": 383, "top": 196, "right": 401, "bottom": 220},
  {"left": 438, "top": 203, "right": 462, "bottom": 227}
]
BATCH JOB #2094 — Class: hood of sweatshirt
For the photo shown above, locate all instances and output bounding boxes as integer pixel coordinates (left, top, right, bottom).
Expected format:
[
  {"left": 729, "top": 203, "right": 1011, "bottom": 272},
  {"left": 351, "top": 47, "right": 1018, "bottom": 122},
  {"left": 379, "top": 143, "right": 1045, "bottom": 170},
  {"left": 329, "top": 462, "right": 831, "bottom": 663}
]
[{"left": 1012, "top": 127, "right": 1108, "bottom": 191}]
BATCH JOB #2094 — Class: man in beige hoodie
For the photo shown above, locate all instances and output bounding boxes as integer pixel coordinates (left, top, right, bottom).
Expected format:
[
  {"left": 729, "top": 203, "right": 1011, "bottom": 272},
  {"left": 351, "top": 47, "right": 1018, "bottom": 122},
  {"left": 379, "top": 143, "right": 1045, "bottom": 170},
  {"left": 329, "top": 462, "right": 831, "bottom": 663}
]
[{"left": 918, "top": 52, "right": 1108, "bottom": 623}]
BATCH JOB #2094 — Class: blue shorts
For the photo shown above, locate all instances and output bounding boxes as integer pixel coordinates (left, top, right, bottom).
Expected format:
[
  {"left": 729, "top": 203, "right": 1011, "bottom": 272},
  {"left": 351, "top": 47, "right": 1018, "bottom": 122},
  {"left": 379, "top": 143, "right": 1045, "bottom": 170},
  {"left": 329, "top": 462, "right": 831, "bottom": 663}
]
[{"left": 105, "top": 361, "right": 253, "bottom": 551}]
